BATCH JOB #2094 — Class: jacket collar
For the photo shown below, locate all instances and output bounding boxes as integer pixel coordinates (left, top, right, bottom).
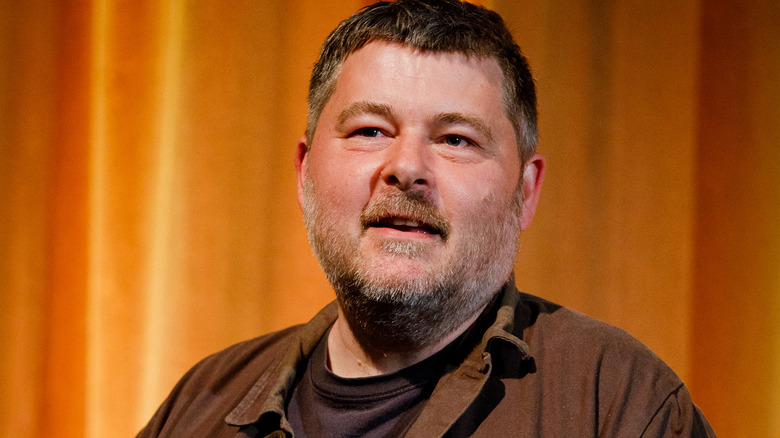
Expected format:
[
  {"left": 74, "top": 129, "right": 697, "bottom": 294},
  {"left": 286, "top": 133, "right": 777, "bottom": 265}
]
[
  {"left": 224, "top": 301, "right": 338, "bottom": 429},
  {"left": 225, "top": 280, "right": 533, "bottom": 434},
  {"left": 404, "top": 280, "right": 534, "bottom": 437}
]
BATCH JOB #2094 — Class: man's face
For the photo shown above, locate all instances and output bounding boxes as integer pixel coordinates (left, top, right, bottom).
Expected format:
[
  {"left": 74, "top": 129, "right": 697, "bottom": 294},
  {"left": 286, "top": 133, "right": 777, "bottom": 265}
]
[{"left": 296, "top": 41, "right": 541, "bottom": 348}]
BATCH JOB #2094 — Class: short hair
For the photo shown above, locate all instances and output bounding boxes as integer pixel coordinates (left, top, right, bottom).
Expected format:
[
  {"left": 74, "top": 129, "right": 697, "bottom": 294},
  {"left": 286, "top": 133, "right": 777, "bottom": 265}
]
[{"left": 306, "top": 0, "right": 537, "bottom": 162}]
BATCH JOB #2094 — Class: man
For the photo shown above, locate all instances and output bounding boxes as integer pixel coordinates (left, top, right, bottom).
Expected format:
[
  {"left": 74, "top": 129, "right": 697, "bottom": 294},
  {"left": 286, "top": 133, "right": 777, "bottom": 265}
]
[{"left": 139, "top": 1, "right": 714, "bottom": 436}]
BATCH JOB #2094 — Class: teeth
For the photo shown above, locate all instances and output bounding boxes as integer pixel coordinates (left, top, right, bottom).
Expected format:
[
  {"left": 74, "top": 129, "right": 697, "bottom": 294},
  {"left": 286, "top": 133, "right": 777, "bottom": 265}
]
[{"left": 391, "top": 218, "right": 420, "bottom": 227}]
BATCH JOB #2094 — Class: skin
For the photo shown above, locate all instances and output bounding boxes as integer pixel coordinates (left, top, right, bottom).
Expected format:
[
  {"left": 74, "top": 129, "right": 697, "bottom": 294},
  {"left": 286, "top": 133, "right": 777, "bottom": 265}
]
[{"left": 295, "top": 41, "right": 545, "bottom": 377}]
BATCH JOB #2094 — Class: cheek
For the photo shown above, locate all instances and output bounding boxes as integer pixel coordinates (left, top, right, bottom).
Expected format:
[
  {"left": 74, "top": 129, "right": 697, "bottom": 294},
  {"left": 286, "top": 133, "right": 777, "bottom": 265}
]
[
  {"left": 461, "top": 168, "right": 516, "bottom": 202},
  {"left": 308, "top": 154, "right": 375, "bottom": 214},
  {"left": 444, "top": 171, "right": 519, "bottom": 226},
  {"left": 442, "top": 184, "right": 493, "bottom": 225}
]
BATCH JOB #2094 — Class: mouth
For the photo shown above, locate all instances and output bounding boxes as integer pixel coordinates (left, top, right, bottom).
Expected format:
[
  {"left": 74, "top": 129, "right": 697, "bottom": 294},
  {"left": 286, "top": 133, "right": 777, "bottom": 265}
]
[
  {"left": 360, "top": 190, "right": 450, "bottom": 240},
  {"left": 367, "top": 216, "right": 444, "bottom": 237}
]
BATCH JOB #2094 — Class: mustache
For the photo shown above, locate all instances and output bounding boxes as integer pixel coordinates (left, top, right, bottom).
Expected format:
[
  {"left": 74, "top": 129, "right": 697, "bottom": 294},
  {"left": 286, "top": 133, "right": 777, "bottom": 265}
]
[{"left": 360, "top": 190, "right": 450, "bottom": 239}]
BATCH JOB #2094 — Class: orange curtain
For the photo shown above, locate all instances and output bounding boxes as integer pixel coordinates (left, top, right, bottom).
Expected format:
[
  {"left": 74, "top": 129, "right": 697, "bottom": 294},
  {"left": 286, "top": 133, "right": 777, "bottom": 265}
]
[{"left": 1, "top": 0, "right": 777, "bottom": 436}]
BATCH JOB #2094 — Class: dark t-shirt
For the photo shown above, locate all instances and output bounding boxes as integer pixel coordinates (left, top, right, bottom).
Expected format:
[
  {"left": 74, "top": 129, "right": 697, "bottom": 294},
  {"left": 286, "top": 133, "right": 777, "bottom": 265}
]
[{"left": 287, "top": 329, "right": 451, "bottom": 437}]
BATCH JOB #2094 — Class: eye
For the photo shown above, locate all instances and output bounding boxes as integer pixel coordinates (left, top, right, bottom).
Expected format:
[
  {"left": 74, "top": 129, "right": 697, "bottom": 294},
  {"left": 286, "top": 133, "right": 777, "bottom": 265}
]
[
  {"left": 350, "top": 127, "right": 383, "bottom": 138},
  {"left": 442, "top": 134, "right": 474, "bottom": 148}
]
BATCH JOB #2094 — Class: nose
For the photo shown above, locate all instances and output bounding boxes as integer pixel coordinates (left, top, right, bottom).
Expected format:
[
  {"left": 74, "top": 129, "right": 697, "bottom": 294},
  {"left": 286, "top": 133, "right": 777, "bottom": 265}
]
[{"left": 380, "top": 136, "right": 432, "bottom": 190}]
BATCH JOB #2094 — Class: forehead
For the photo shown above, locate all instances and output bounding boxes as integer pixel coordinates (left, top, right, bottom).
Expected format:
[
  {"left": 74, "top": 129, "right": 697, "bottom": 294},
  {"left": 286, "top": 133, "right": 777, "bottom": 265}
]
[{"left": 321, "top": 41, "right": 513, "bottom": 131}]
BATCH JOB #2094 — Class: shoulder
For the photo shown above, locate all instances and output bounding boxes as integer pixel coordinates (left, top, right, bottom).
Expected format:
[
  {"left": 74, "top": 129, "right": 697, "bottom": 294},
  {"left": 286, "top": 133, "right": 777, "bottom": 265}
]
[
  {"left": 517, "top": 292, "right": 670, "bottom": 377},
  {"left": 138, "top": 325, "right": 303, "bottom": 436},
  {"left": 513, "top": 292, "right": 713, "bottom": 436},
  {"left": 181, "top": 324, "right": 302, "bottom": 388},
  {"left": 518, "top": 294, "right": 660, "bottom": 364},
  {"left": 138, "top": 302, "right": 339, "bottom": 436}
]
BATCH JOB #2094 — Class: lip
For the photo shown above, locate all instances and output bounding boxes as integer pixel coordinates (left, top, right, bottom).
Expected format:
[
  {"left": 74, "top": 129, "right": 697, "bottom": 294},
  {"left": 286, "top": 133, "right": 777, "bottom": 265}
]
[
  {"left": 365, "top": 223, "right": 443, "bottom": 241},
  {"left": 359, "top": 190, "right": 450, "bottom": 240},
  {"left": 369, "top": 216, "right": 441, "bottom": 234},
  {"left": 363, "top": 215, "right": 445, "bottom": 241}
]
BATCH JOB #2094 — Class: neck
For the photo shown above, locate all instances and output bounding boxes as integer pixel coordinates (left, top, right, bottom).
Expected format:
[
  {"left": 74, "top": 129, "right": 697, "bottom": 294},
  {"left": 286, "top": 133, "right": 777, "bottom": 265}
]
[{"left": 326, "top": 304, "right": 485, "bottom": 378}]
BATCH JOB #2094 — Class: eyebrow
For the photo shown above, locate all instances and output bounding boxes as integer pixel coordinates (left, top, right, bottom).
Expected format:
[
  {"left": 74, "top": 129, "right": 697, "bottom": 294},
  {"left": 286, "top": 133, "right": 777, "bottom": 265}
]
[
  {"left": 336, "top": 101, "right": 394, "bottom": 131},
  {"left": 434, "top": 112, "right": 494, "bottom": 143},
  {"left": 335, "top": 101, "right": 495, "bottom": 143}
]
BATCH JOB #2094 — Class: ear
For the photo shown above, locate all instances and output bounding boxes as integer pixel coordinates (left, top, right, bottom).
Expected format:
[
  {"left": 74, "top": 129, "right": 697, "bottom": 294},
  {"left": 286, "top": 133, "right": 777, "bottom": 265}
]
[
  {"left": 295, "top": 136, "right": 309, "bottom": 209},
  {"left": 520, "top": 153, "right": 545, "bottom": 230}
]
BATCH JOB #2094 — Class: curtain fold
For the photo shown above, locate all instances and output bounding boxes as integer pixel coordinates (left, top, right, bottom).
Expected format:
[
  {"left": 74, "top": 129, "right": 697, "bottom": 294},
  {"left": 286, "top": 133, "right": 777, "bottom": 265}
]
[{"left": 1, "top": 0, "right": 777, "bottom": 436}]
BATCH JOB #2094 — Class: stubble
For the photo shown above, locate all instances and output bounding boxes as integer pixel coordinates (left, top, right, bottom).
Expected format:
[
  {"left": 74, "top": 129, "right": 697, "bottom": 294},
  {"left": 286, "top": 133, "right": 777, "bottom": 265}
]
[{"left": 302, "top": 176, "right": 523, "bottom": 353}]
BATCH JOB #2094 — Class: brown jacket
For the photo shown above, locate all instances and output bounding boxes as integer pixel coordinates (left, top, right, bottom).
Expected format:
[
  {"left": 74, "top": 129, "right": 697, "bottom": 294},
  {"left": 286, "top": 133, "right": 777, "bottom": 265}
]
[{"left": 138, "top": 283, "right": 715, "bottom": 437}]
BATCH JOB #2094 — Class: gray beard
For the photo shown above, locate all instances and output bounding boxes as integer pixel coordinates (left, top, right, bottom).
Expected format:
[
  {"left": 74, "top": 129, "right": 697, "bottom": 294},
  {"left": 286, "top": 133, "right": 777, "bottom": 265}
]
[
  {"left": 302, "top": 177, "right": 523, "bottom": 353},
  {"left": 328, "top": 246, "right": 492, "bottom": 353}
]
